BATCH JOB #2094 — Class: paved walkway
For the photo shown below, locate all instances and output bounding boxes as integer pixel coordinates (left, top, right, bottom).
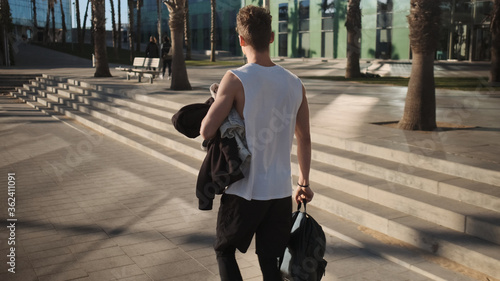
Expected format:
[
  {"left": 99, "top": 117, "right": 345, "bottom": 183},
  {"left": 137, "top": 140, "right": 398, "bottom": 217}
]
[
  {"left": 0, "top": 95, "right": 435, "bottom": 281},
  {"left": 0, "top": 43, "right": 499, "bottom": 280}
]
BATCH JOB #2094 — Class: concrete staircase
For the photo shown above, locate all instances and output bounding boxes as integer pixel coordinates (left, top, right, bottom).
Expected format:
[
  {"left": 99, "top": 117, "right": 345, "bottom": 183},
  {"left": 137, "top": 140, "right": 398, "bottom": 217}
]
[{"left": 10, "top": 74, "right": 500, "bottom": 280}]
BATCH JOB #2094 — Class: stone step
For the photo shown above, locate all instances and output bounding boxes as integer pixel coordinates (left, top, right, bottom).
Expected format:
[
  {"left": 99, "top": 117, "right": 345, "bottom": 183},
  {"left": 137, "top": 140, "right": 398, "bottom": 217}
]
[
  {"left": 309, "top": 183, "right": 500, "bottom": 278},
  {"left": 305, "top": 142, "right": 500, "bottom": 213},
  {"left": 30, "top": 79, "right": 500, "bottom": 216},
  {"left": 15, "top": 87, "right": 496, "bottom": 279},
  {"left": 307, "top": 204, "right": 479, "bottom": 281},
  {"left": 312, "top": 128, "right": 500, "bottom": 187},
  {"left": 29, "top": 78, "right": 500, "bottom": 219},
  {"left": 69, "top": 74, "right": 500, "bottom": 187},
  {"left": 291, "top": 156, "right": 500, "bottom": 245},
  {"left": 20, "top": 76, "right": 500, "bottom": 278},
  {"left": 11, "top": 89, "right": 200, "bottom": 176}
]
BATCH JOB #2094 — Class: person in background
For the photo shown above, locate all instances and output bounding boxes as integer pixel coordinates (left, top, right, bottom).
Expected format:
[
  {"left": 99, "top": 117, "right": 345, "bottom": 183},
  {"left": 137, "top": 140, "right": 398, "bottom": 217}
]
[
  {"left": 145, "top": 36, "right": 159, "bottom": 70},
  {"left": 161, "top": 36, "right": 172, "bottom": 80},
  {"left": 200, "top": 5, "right": 313, "bottom": 281}
]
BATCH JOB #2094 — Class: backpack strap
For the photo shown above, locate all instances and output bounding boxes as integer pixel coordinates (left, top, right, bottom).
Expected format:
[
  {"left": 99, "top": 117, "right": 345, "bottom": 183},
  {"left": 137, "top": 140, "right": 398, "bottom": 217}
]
[{"left": 297, "top": 201, "right": 307, "bottom": 213}]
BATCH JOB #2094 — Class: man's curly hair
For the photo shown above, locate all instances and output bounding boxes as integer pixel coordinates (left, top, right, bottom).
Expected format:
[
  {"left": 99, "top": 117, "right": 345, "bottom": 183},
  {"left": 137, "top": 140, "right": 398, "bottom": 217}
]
[{"left": 236, "top": 6, "right": 272, "bottom": 52}]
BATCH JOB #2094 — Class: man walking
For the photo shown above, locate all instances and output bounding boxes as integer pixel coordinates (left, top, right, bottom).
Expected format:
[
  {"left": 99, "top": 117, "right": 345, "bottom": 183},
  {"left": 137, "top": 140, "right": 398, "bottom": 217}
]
[{"left": 200, "top": 5, "right": 313, "bottom": 280}]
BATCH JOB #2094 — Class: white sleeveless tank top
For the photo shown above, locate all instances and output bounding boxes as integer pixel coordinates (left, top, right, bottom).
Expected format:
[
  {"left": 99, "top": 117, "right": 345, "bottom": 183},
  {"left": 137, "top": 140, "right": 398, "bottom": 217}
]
[{"left": 225, "top": 63, "right": 303, "bottom": 200}]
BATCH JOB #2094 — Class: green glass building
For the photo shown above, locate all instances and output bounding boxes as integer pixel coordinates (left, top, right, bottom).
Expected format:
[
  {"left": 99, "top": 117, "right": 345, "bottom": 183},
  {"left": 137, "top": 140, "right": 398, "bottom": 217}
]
[
  {"left": 8, "top": 0, "right": 72, "bottom": 42},
  {"left": 140, "top": 0, "right": 493, "bottom": 61}
]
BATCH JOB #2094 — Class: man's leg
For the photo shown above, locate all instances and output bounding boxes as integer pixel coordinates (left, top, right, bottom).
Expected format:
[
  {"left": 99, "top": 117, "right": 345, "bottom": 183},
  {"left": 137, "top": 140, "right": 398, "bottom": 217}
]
[
  {"left": 255, "top": 197, "right": 292, "bottom": 280},
  {"left": 216, "top": 246, "right": 243, "bottom": 281},
  {"left": 258, "top": 255, "right": 282, "bottom": 281},
  {"left": 214, "top": 194, "right": 268, "bottom": 281}
]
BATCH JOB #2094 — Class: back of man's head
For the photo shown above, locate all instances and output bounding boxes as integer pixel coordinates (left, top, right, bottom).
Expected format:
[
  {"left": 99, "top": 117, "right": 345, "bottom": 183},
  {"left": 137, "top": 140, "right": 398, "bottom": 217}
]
[{"left": 236, "top": 6, "right": 272, "bottom": 52}]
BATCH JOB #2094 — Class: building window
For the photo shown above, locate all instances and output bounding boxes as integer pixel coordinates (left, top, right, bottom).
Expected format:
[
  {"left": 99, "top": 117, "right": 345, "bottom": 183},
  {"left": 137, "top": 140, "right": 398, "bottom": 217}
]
[
  {"left": 376, "top": 0, "right": 393, "bottom": 59},
  {"left": 298, "top": 0, "right": 310, "bottom": 57},
  {"left": 278, "top": 3, "right": 288, "bottom": 57},
  {"left": 321, "top": 0, "right": 335, "bottom": 58}
]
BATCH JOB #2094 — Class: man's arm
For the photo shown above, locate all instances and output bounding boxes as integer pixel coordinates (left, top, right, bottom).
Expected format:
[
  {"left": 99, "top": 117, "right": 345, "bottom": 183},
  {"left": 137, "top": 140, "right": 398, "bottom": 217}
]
[
  {"left": 293, "top": 85, "right": 314, "bottom": 204},
  {"left": 200, "top": 71, "right": 243, "bottom": 140}
]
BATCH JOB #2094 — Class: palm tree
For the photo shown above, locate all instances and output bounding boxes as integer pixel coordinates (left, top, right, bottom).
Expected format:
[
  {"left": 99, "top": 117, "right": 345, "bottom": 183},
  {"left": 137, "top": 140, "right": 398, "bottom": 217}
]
[
  {"left": 184, "top": 0, "right": 191, "bottom": 60},
  {"left": 345, "top": 0, "right": 361, "bottom": 78},
  {"left": 51, "top": 0, "right": 56, "bottom": 42},
  {"left": 136, "top": 0, "right": 142, "bottom": 52},
  {"left": 75, "top": 0, "right": 82, "bottom": 44},
  {"left": 210, "top": 0, "right": 216, "bottom": 62},
  {"left": 128, "top": 0, "right": 135, "bottom": 61},
  {"left": 59, "top": 0, "right": 67, "bottom": 43},
  {"left": 31, "top": 0, "right": 38, "bottom": 35},
  {"left": 109, "top": 0, "right": 118, "bottom": 58},
  {"left": 82, "top": 0, "right": 91, "bottom": 46},
  {"left": 92, "top": 0, "right": 112, "bottom": 77},
  {"left": 490, "top": 0, "right": 500, "bottom": 85},
  {"left": 163, "top": 0, "right": 192, "bottom": 90},
  {"left": 110, "top": 0, "right": 117, "bottom": 48},
  {"left": 118, "top": 0, "right": 122, "bottom": 49},
  {"left": 44, "top": 0, "right": 51, "bottom": 43},
  {"left": 398, "top": 0, "right": 441, "bottom": 131}
]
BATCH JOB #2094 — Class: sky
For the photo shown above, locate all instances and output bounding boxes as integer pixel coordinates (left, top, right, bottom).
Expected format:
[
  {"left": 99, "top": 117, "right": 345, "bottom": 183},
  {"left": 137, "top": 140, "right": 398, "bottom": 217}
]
[{"left": 72, "top": 0, "right": 130, "bottom": 31}]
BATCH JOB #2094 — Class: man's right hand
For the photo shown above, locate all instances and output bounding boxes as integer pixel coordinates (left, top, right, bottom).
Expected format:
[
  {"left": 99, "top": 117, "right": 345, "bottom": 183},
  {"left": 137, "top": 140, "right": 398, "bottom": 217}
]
[{"left": 293, "top": 185, "right": 314, "bottom": 205}]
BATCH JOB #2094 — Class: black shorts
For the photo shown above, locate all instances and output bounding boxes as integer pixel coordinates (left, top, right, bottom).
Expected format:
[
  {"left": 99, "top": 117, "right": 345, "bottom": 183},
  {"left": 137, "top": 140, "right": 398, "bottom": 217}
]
[{"left": 214, "top": 194, "right": 292, "bottom": 258}]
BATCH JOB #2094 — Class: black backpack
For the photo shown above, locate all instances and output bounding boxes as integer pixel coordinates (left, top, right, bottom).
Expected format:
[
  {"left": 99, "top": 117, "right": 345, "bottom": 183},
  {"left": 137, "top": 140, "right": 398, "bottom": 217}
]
[{"left": 280, "top": 202, "right": 327, "bottom": 281}]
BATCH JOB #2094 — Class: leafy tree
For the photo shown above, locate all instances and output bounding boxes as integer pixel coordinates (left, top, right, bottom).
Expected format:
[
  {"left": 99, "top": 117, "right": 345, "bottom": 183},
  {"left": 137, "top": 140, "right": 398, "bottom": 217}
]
[
  {"left": 163, "top": 0, "right": 192, "bottom": 90},
  {"left": 345, "top": 0, "right": 361, "bottom": 78},
  {"left": 398, "top": 0, "right": 440, "bottom": 131},
  {"left": 92, "top": 0, "right": 112, "bottom": 77},
  {"left": 490, "top": 0, "right": 500, "bottom": 84}
]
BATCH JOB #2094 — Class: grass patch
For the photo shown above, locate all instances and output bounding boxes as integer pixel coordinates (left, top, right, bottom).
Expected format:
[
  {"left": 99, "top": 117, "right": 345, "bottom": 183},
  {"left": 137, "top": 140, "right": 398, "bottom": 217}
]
[{"left": 301, "top": 76, "right": 500, "bottom": 91}]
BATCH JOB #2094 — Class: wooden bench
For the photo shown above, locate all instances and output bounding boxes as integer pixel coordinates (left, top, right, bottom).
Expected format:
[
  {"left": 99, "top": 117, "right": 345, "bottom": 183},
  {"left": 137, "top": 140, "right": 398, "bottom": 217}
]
[{"left": 116, "top": 57, "right": 161, "bottom": 84}]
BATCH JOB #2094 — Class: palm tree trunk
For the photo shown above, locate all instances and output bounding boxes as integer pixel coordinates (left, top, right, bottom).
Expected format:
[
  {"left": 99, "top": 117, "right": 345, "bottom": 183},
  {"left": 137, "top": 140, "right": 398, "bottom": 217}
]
[
  {"left": 109, "top": 0, "right": 118, "bottom": 59},
  {"left": 44, "top": 0, "right": 50, "bottom": 43},
  {"left": 118, "top": 0, "right": 122, "bottom": 49},
  {"left": 136, "top": 0, "right": 142, "bottom": 52},
  {"left": 399, "top": 53, "right": 436, "bottom": 130},
  {"left": 164, "top": 0, "right": 192, "bottom": 90},
  {"left": 345, "top": 0, "right": 361, "bottom": 78},
  {"left": 128, "top": 0, "right": 135, "bottom": 61},
  {"left": 490, "top": 0, "right": 500, "bottom": 84},
  {"left": 51, "top": 1, "right": 56, "bottom": 42},
  {"left": 184, "top": 0, "right": 191, "bottom": 60},
  {"left": 398, "top": 0, "right": 440, "bottom": 131},
  {"left": 32, "top": 0, "right": 38, "bottom": 36},
  {"left": 210, "top": 0, "right": 216, "bottom": 62},
  {"left": 82, "top": 0, "right": 91, "bottom": 46},
  {"left": 92, "top": 0, "right": 112, "bottom": 77},
  {"left": 75, "top": 0, "right": 82, "bottom": 44},
  {"left": 60, "top": 0, "right": 67, "bottom": 44},
  {"left": 110, "top": 0, "right": 117, "bottom": 48}
]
